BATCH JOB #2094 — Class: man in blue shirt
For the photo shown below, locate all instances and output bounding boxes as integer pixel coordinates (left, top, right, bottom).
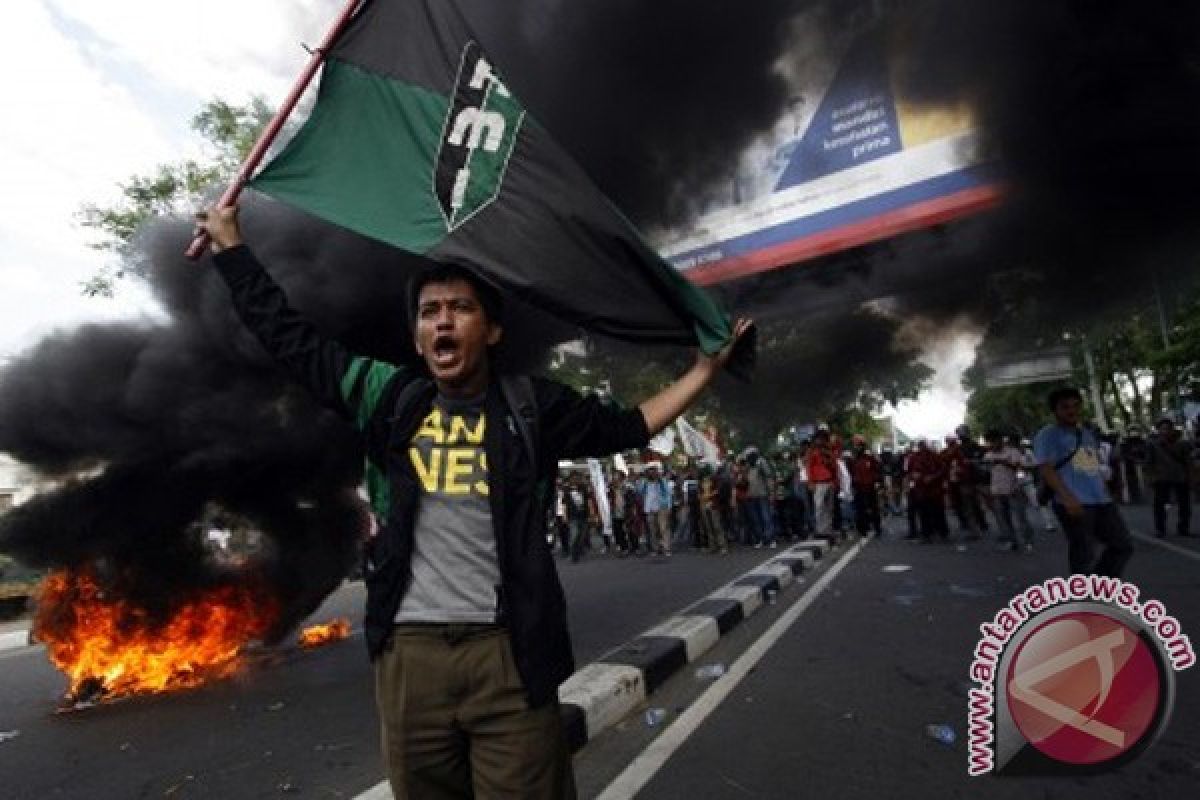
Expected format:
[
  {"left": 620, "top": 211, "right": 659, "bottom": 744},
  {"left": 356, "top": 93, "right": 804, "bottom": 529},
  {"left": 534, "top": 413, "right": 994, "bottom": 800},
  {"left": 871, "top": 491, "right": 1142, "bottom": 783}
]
[
  {"left": 640, "top": 463, "right": 673, "bottom": 556},
  {"left": 1033, "top": 387, "right": 1133, "bottom": 577}
]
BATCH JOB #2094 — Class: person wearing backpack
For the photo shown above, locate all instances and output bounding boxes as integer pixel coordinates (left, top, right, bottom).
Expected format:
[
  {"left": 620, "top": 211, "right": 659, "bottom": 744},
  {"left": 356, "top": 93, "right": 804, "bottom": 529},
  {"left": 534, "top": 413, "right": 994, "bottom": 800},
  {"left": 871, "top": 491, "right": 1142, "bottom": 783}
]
[
  {"left": 1033, "top": 388, "right": 1134, "bottom": 577},
  {"left": 196, "top": 206, "right": 751, "bottom": 799},
  {"left": 1147, "top": 417, "right": 1194, "bottom": 537}
]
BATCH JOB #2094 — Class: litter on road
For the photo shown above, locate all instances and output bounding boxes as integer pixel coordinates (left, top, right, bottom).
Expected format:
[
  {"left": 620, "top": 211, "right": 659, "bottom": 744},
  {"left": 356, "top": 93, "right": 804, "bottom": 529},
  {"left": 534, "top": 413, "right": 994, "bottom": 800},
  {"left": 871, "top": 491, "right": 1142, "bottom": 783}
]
[
  {"left": 694, "top": 664, "right": 727, "bottom": 680},
  {"left": 924, "top": 723, "right": 957, "bottom": 747},
  {"left": 644, "top": 708, "right": 668, "bottom": 727}
]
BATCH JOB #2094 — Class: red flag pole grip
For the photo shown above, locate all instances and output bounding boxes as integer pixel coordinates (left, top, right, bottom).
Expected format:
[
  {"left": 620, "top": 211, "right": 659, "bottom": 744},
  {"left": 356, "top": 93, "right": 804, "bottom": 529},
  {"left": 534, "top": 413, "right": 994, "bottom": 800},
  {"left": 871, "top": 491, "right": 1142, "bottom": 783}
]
[{"left": 185, "top": 0, "right": 366, "bottom": 260}]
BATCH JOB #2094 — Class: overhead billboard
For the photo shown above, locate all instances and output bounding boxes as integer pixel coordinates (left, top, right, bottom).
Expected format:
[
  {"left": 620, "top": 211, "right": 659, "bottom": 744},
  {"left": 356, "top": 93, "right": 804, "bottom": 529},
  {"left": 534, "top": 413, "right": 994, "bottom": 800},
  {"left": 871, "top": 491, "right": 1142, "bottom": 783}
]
[
  {"left": 983, "top": 348, "right": 1074, "bottom": 389},
  {"left": 659, "top": 30, "right": 1002, "bottom": 286}
]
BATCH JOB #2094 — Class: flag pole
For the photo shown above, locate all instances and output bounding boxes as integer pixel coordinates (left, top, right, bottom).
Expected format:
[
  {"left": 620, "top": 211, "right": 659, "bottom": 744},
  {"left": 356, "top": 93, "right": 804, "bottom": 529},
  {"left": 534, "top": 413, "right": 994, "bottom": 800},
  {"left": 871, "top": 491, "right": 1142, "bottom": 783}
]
[{"left": 185, "top": 0, "right": 366, "bottom": 260}]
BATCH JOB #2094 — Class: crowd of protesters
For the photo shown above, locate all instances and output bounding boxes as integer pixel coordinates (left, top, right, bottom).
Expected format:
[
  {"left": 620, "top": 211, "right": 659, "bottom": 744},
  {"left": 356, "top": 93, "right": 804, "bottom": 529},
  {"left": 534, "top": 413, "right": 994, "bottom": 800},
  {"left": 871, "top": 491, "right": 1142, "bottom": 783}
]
[
  {"left": 551, "top": 386, "right": 1196, "bottom": 581},
  {"left": 547, "top": 426, "right": 892, "bottom": 562},
  {"left": 887, "top": 386, "right": 1199, "bottom": 578}
]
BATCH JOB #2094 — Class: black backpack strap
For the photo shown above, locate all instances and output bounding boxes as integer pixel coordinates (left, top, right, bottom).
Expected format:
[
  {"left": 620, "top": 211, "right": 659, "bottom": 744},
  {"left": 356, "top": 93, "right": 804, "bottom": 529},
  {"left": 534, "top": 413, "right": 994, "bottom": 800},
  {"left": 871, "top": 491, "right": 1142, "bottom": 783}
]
[
  {"left": 392, "top": 375, "right": 434, "bottom": 421},
  {"left": 499, "top": 374, "right": 540, "bottom": 470},
  {"left": 500, "top": 376, "right": 552, "bottom": 550}
]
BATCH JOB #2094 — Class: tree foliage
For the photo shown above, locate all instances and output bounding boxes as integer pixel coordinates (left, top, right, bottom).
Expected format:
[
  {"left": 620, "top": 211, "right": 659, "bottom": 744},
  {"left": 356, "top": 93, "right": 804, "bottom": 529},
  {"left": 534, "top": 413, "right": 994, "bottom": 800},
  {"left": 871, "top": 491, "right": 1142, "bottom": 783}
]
[
  {"left": 549, "top": 311, "right": 933, "bottom": 451},
  {"left": 966, "top": 285, "right": 1200, "bottom": 433},
  {"left": 962, "top": 363, "right": 1058, "bottom": 436},
  {"left": 712, "top": 311, "right": 932, "bottom": 447},
  {"left": 79, "top": 97, "right": 273, "bottom": 296}
]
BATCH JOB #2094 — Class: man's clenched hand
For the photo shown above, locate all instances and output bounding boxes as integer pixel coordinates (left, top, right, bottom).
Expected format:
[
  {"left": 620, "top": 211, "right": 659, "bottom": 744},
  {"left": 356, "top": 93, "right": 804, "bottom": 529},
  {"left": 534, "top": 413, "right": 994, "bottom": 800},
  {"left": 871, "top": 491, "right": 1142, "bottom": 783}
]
[{"left": 194, "top": 205, "right": 243, "bottom": 254}]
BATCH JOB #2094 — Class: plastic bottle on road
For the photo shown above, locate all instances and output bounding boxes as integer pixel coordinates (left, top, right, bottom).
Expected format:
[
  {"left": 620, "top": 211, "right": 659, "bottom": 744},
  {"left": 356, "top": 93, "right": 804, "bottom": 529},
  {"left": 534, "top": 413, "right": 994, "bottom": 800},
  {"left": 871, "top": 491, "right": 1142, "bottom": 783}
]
[
  {"left": 644, "top": 708, "right": 667, "bottom": 727},
  {"left": 924, "top": 723, "right": 956, "bottom": 747},
  {"left": 695, "top": 664, "right": 726, "bottom": 680}
]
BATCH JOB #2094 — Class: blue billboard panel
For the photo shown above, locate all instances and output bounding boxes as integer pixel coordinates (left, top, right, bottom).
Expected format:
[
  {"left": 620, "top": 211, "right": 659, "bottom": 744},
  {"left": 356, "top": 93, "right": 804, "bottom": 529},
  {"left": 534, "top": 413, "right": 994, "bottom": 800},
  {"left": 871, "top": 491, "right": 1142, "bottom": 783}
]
[{"left": 659, "top": 31, "right": 1001, "bottom": 286}]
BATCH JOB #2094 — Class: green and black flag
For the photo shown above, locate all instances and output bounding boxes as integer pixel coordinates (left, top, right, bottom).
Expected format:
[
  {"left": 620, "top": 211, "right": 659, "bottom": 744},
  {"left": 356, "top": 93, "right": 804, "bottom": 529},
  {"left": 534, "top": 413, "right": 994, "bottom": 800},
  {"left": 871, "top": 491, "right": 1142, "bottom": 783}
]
[{"left": 250, "top": 0, "right": 752, "bottom": 372}]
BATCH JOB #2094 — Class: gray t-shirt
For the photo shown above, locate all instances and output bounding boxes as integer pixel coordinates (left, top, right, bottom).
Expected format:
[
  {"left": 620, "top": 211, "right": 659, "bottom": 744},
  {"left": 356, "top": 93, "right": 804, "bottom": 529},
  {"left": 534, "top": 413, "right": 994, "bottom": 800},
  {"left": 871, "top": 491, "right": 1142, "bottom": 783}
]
[
  {"left": 984, "top": 446, "right": 1022, "bottom": 495},
  {"left": 746, "top": 460, "right": 771, "bottom": 498},
  {"left": 395, "top": 394, "right": 500, "bottom": 624}
]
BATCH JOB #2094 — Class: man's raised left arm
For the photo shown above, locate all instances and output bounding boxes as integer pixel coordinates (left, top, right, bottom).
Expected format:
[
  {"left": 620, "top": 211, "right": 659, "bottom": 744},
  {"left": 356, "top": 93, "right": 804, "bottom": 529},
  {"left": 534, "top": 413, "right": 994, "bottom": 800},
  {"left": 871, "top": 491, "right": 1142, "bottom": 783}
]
[
  {"left": 637, "top": 319, "right": 752, "bottom": 436},
  {"left": 538, "top": 319, "right": 752, "bottom": 464}
]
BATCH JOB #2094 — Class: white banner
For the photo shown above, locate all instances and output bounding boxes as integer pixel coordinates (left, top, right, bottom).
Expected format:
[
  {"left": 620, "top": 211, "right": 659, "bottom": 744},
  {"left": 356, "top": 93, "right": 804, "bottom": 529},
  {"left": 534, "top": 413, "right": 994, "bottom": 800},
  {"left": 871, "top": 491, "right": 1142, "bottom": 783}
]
[
  {"left": 587, "top": 459, "right": 612, "bottom": 537},
  {"left": 675, "top": 417, "right": 721, "bottom": 466},
  {"left": 649, "top": 427, "right": 676, "bottom": 456},
  {"left": 613, "top": 453, "right": 629, "bottom": 475}
]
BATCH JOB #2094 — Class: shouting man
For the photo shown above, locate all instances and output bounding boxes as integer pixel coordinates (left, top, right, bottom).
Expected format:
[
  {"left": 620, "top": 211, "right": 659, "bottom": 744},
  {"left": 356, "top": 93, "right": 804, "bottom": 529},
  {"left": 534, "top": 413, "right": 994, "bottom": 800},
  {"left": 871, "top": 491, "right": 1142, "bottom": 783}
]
[{"left": 196, "top": 206, "right": 750, "bottom": 799}]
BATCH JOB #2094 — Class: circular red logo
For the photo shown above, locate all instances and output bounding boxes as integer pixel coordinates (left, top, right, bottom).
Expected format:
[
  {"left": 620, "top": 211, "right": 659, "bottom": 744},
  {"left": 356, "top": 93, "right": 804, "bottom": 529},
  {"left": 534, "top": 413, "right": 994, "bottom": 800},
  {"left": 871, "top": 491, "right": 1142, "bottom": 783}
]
[{"left": 1006, "top": 611, "right": 1162, "bottom": 765}]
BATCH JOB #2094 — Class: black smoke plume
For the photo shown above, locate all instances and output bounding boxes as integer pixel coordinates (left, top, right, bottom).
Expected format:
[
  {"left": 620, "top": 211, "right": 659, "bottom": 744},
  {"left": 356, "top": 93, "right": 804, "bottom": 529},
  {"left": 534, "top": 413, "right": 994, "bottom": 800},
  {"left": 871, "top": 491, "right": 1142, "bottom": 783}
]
[
  {"left": 0, "top": 204, "right": 570, "bottom": 636},
  {"left": 1, "top": 0, "right": 829, "bottom": 635},
  {"left": 5, "top": 0, "right": 1200, "bottom": 635},
  {"left": 740, "top": 1, "right": 1200, "bottom": 335}
]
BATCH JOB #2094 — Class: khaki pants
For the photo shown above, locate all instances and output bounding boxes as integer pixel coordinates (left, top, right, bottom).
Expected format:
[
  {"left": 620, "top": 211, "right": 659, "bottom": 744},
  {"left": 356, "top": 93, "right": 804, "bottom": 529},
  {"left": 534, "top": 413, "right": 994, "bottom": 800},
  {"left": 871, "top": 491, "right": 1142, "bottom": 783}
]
[
  {"left": 645, "top": 508, "right": 672, "bottom": 554},
  {"left": 375, "top": 625, "right": 576, "bottom": 799},
  {"left": 700, "top": 507, "right": 727, "bottom": 552}
]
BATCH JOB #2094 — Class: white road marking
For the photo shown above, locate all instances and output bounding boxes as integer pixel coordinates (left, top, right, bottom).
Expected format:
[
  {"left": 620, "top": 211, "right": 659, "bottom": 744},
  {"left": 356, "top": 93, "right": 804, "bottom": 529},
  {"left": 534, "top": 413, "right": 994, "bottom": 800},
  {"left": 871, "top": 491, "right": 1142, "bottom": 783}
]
[
  {"left": 594, "top": 537, "right": 868, "bottom": 800},
  {"left": 1132, "top": 531, "right": 1200, "bottom": 563},
  {"left": 353, "top": 782, "right": 393, "bottom": 800}
]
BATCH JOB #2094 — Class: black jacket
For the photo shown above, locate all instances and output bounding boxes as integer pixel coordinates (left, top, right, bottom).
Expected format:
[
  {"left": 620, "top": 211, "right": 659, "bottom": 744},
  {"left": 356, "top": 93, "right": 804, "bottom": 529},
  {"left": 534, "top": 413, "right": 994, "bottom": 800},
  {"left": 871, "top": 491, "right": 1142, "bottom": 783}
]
[{"left": 214, "top": 246, "right": 650, "bottom": 707}]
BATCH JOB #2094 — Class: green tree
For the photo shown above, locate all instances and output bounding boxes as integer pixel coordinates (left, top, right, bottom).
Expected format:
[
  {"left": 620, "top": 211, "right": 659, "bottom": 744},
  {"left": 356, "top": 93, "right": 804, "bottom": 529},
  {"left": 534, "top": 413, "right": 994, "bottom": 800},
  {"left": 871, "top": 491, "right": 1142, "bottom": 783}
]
[
  {"left": 550, "top": 312, "right": 933, "bottom": 450},
  {"left": 1159, "top": 291, "right": 1200, "bottom": 405},
  {"left": 964, "top": 286, "right": 1200, "bottom": 433},
  {"left": 825, "top": 407, "right": 886, "bottom": 443},
  {"left": 962, "top": 363, "right": 1059, "bottom": 435},
  {"left": 79, "top": 97, "right": 274, "bottom": 296}
]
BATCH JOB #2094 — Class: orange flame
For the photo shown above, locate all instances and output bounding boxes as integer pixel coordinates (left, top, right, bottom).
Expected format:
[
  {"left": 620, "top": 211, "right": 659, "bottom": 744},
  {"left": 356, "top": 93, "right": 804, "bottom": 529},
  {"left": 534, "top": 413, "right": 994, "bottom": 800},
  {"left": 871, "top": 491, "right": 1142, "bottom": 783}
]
[
  {"left": 298, "top": 618, "right": 351, "bottom": 649},
  {"left": 34, "top": 569, "right": 279, "bottom": 704}
]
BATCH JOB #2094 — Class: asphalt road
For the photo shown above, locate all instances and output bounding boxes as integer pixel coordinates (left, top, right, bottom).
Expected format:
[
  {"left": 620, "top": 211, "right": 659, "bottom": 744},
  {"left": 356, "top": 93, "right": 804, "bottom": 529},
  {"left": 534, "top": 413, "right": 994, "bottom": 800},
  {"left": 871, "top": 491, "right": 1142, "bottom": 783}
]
[
  {"left": 583, "top": 506, "right": 1200, "bottom": 800},
  {"left": 4, "top": 507, "right": 1197, "bottom": 800},
  {"left": 0, "top": 544, "right": 779, "bottom": 799}
]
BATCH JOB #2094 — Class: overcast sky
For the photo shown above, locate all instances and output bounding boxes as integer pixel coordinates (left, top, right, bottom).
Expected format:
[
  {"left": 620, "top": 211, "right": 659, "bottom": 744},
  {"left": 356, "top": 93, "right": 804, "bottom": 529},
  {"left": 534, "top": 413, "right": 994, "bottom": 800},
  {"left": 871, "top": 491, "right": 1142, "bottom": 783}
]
[
  {"left": 1, "top": 0, "right": 970, "bottom": 438},
  {"left": 0, "top": 0, "right": 330, "bottom": 357}
]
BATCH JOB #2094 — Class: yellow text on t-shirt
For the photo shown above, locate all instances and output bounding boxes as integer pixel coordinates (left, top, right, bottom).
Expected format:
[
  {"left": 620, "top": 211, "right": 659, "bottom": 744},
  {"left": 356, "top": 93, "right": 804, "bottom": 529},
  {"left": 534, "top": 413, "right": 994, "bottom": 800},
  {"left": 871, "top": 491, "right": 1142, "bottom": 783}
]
[{"left": 409, "top": 408, "right": 489, "bottom": 496}]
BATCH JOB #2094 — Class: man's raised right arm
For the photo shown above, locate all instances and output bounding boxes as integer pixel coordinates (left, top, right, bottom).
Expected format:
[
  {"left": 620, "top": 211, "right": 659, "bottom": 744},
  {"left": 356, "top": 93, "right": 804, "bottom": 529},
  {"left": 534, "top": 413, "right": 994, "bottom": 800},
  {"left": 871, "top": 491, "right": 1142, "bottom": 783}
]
[{"left": 198, "top": 206, "right": 404, "bottom": 428}]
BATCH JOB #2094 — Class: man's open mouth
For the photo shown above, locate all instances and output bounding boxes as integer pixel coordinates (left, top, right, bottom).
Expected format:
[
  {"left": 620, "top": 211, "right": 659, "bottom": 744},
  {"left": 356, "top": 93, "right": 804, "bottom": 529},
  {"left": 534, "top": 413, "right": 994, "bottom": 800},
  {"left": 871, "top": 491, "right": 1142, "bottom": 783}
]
[{"left": 431, "top": 334, "right": 461, "bottom": 368}]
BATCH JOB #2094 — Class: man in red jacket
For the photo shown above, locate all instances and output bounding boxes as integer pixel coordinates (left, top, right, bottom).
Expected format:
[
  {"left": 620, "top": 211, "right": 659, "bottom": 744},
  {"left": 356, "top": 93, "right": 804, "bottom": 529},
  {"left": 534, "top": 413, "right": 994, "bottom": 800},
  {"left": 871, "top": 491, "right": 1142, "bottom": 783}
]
[
  {"left": 806, "top": 430, "right": 838, "bottom": 536},
  {"left": 849, "top": 436, "right": 883, "bottom": 536},
  {"left": 908, "top": 440, "right": 949, "bottom": 541}
]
